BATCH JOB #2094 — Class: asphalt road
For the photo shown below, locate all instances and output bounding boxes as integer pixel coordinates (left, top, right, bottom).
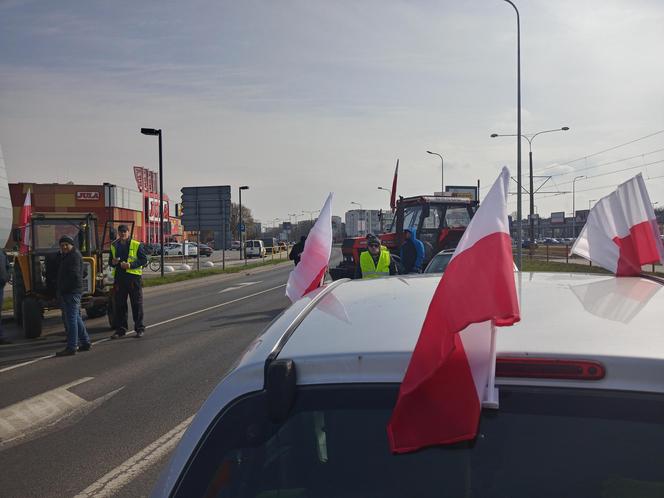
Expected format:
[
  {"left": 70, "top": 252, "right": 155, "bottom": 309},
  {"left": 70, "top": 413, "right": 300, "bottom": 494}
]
[{"left": 0, "top": 261, "right": 297, "bottom": 498}]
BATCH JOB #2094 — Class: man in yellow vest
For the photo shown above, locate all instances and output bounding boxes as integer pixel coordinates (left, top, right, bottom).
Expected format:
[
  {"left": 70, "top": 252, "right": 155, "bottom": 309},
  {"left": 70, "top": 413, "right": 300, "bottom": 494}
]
[
  {"left": 110, "top": 225, "right": 148, "bottom": 339},
  {"left": 355, "top": 234, "right": 397, "bottom": 279}
]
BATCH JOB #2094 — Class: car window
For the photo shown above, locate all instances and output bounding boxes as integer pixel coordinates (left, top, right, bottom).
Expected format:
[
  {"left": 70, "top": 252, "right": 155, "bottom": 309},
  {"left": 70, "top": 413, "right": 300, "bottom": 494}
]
[
  {"left": 174, "top": 385, "right": 664, "bottom": 498},
  {"left": 425, "top": 252, "right": 453, "bottom": 273}
]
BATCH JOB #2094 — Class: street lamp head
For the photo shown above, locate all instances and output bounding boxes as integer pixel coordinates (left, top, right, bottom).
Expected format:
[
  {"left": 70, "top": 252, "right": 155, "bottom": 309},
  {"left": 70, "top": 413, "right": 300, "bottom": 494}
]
[
  {"left": 490, "top": 133, "right": 499, "bottom": 138},
  {"left": 140, "top": 128, "right": 160, "bottom": 136},
  {"left": 239, "top": 185, "right": 249, "bottom": 190},
  {"left": 426, "top": 150, "right": 433, "bottom": 154},
  {"left": 561, "top": 127, "right": 570, "bottom": 131}
]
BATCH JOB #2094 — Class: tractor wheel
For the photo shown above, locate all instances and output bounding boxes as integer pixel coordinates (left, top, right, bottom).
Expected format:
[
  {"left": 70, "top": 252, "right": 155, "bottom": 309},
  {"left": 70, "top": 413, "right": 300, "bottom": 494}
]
[
  {"left": 22, "top": 297, "right": 43, "bottom": 339},
  {"left": 12, "top": 264, "right": 25, "bottom": 326},
  {"left": 85, "top": 304, "right": 107, "bottom": 319},
  {"left": 107, "top": 297, "right": 117, "bottom": 330}
]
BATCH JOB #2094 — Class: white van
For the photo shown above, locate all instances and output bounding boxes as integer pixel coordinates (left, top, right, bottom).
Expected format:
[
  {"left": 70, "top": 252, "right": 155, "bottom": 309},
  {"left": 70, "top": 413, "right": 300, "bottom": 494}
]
[{"left": 244, "top": 239, "right": 266, "bottom": 258}]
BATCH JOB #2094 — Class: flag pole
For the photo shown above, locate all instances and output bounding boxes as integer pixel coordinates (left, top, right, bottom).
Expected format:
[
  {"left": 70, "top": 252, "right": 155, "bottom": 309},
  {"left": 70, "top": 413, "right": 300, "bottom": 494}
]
[{"left": 482, "top": 321, "right": 500, "bottom": 409}]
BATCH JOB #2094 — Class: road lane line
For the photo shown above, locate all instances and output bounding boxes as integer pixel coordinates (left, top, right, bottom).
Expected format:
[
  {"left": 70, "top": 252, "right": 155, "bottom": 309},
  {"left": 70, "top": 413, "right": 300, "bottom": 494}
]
[
  {"left": 0, "top": 377, "right": 123, "bottom": 450},
  {"left": 74, "top": 415, "right": 195, "bottom": 498},
  {"left": 218, "top": 280, "right": 262, "bottom": 294},
  {"left": 0, "top": 283, "right": 286, "bottom": 375}
]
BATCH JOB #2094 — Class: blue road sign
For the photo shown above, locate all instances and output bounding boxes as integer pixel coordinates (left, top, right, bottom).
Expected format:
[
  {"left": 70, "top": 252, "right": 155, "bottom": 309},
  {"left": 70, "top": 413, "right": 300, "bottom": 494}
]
[{"left": 238, "top": 223, "right": 246, "bottom": 232}]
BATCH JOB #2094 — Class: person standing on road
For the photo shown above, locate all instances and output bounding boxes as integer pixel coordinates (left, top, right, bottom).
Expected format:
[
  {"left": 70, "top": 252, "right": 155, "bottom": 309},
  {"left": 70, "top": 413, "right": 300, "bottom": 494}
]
[
  {"left": 289, "top": 236, "right": 307, "bottom": 266},
  {"left": 56, "top": 235, "right": 91, "bottom": 356},
  {"left": 400, "top": 228, "right": 425, "bottom": 274},
  {"left": 0, "top": 249, "right": 12, "bottom": 345},
  {"left": 355, "top": 234, "right": 397, "bottom": 279},
  {"left": 110, "top": 225, "right": 147, "bottom": 339}
]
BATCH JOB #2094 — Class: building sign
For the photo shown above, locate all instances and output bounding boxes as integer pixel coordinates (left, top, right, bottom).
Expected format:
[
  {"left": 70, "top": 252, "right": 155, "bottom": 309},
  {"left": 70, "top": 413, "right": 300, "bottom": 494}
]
[
  {"left": 551, "top": 211, "right": 565, "bottom": 224},
  {"left": 133, "top": 166, "right": 159, "bottom": 193},
  {"left": 76, "top": 191, "right": 100, "bottom": 201},
  {"left": 445, "top": 185, "right": 479, "bottom": 201},
  {"left": 146, "top": 197, "right": 169, "bottom": 222}
]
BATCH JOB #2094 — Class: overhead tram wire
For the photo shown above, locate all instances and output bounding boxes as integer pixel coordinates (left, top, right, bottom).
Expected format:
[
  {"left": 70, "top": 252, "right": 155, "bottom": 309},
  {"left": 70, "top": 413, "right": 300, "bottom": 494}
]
[
  {"left": 534, "top": 129, "right": 664, "bottom": 174},
  {"left": 546, "top": 147, "right": 664, "bottom": 178}
]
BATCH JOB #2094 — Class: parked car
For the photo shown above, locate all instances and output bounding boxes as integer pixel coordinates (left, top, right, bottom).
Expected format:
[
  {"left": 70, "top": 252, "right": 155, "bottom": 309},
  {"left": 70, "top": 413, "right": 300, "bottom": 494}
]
[
  {"left": 423, "top": 248, "right": 455, "bottom": 273},
  {"left": 193, "top": 243, "right": 213, "bottom": 257},
  {"left": 153, "top": 272, "right": 664, "bottom": 497},
  {"left": 163, "top": 242, "right": 198, "bottom": 256},
  {"left": 244, "top": 239, "right": 266, "bottom": 258},
  {"left": 231, "top": 240, "right": 241, "bottom": 251}
]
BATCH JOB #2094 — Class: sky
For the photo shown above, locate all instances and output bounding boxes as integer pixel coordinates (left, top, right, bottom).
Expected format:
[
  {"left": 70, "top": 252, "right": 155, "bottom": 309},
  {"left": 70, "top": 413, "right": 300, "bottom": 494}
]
[{"left": 1, "top": 0, "right": 663, "bottom": 225}]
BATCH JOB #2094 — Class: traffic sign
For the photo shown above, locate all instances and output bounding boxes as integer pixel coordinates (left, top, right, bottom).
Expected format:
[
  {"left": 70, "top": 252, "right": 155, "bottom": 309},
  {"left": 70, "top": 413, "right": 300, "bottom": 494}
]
[{"left": 238, "top": 223, "right": 246, "bottom": 232}]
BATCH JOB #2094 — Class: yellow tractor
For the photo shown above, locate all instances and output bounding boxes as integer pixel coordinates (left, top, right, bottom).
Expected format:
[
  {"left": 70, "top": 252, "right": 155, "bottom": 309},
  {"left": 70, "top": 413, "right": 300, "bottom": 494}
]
[{"left": 12, "top": 213, "right": 134, "bottom": 338}]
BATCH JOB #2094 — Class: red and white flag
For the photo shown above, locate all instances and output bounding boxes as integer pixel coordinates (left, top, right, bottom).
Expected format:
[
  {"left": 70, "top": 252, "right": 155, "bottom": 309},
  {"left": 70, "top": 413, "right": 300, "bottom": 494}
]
[
  {"left": 571, "top": 174, "right": 664, "bottom": 276},
  {"left": 387, "top": 167, "right": 520, "bottom": 454},
  {"left": 19, "top": 188, "right": 32, "bottom": 255},
  {"left": 390, "top": 159, "right": 399, "bottom": 212},
  {"left": 285, "top": 193, "right": 334, "bottom": 302}
]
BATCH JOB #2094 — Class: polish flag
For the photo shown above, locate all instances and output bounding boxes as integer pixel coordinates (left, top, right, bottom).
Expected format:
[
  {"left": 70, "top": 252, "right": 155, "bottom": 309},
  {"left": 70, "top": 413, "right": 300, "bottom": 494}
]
[
  {"left": 390, "top": 159, "right": 398, "bottom": 212},
  {"left": 571, "top": 174, "right": 664, "bottom": 276},
  {"left": 19, "top": 188, "right": 32, "bottom": 255},
  {"left": 387, "top": 167, "right": 520, "bottom": 454},
  {"left": 286, "top": 193, "right": 334, "bottom": 302}
]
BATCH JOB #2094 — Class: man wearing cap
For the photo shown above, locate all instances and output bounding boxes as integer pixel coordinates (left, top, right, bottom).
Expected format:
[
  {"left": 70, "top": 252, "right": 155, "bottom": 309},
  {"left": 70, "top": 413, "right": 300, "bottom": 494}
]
[
  {"left": 110, "top": 225, "right": 148, "bottom": 339},
  {"left": 56, "top": 235, "right": 91, "bottom": 356},
  {"left": 355, "top": 234, "right": 398, "bottom": 279}
]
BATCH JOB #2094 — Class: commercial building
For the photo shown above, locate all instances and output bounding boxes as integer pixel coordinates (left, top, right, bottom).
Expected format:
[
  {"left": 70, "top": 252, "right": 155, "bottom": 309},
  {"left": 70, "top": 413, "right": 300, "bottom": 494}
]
[
  {"left": 344, "top": 209, "right": 381, "bottom": 237},
  {"left": 8, "top": 182, "right": 181, "bottom": 247}
]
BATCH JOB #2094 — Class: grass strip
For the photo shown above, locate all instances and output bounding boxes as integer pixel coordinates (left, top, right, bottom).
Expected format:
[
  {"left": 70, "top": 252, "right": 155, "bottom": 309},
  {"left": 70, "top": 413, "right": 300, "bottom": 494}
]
[{"left": 142, "top": 259, "right": 290, "bottom": 288}]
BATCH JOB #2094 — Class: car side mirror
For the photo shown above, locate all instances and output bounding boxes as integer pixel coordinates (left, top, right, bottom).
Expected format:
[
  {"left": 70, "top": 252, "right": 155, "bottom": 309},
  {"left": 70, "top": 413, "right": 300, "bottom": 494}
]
[{"left": 12, "top": 228, "right": 21, "bottom": 243}]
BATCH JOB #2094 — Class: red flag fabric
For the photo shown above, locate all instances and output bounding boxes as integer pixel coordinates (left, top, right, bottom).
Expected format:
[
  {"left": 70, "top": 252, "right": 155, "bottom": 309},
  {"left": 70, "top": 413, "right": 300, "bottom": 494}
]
[
  {"left": 571, "top": 174, "right": 664, "bottom": 276},
  {"left": 19, "top": 188, "right": 32, "bottom": 255},
  {"left": 387, "top": 167, "right": 520, "bottom": 453},
  {"left": 390, "top": 159, "right": 399, "bottom": 212},
  {"left": 285, "top": 193, "right": 334, "bottom": 302}
]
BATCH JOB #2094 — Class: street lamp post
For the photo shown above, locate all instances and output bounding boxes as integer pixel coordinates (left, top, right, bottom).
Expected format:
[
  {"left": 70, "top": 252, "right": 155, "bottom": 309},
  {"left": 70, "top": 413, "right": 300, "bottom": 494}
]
[
  {"left": 140, "top": 128, "right": 164, "bottom": 277},
  {"left": 572, "top": 176, "right": 585, "bottom": 238},
  {"left": 239, "top": 186, "right": 249, "bottom": 264},
  {"left": 491, "top": 126, "right": 570, "bottom": 245},
  {"left": 500, "top": 0, "right": 523, "bottom": 269},
  {"left": 426, "top": 151, "right": 444, "bottom": 194}
]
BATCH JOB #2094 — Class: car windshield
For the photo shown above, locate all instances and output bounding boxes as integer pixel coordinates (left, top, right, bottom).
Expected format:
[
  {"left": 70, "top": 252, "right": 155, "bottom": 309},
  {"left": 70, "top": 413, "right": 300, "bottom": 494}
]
[
  {"left": 174, "top": 385, "right": 664, "bottom": 498},
  {"left": 425, "top": 252, "right": 453, "bottom": 273}
]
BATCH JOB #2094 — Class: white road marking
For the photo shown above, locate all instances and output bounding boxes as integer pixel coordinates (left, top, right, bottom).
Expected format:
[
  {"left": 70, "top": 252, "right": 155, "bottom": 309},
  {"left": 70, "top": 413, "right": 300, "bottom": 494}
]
[
  {"left": 0, "top": 377, "right": 123, "bottom": 450},
  {"left": 74, "top": 415, "right": 195, "bottom": 498},
  {"left": 218, "top": 280, "right": 262, "bottom": 293},
  {"left": 0, "top": 283, "right": 286, "bottom": 375}
]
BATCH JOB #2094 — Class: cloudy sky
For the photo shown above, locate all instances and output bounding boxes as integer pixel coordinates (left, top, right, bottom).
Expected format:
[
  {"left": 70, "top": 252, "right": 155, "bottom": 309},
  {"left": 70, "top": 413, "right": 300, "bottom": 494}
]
[{"left": 1, "top": 0, "right": 663, "bottom": 224}]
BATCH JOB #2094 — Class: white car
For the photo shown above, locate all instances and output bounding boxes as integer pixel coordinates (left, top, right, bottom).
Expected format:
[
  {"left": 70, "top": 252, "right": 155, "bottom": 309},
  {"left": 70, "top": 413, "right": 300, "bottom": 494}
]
[
  {"left": 153, "top": 272, "right": 664, "bottom": 497},
  {"left": 244, "top": 239, "right": 266, "bottom": 258},
  {"left": 163, "top": 242, "right": 198, "bottom": 256}
]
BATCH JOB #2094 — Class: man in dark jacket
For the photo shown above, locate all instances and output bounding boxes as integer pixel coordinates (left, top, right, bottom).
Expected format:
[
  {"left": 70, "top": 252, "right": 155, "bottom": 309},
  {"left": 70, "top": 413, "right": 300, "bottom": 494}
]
[
  {"left": 400, "top": 228, "right": 425, "bottom": 274},
  {"left": 0, "top": 249, "right": 11, "bottom": 345},
  {"left": 56, "top": 235, "right": 91, "bottom": 356},
  {"left": 110, "top": 225, "right": 148, "bottom": 339},
  {"left": 289, "top": 236, "right": 307, "bottom": 266}
]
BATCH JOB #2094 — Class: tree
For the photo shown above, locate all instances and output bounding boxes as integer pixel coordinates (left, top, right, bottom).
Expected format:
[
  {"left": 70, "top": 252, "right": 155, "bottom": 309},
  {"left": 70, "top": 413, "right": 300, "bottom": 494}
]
[{"left": 229, "top": 202, "right": 255, "bottom": 240}]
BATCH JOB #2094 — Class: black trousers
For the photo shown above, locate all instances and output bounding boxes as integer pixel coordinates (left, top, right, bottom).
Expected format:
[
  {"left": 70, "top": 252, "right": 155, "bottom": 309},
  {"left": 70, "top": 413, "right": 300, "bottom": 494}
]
[{"left": 114, "top": 276, "right": 144, "bottom": 332}]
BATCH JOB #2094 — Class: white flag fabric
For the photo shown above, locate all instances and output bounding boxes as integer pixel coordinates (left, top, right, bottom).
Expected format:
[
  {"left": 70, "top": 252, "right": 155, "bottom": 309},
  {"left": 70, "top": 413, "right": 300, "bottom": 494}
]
[
  {"left": 571, "top": 174, "right": 664, "bottom": 276},
  {"left": 285, "top": 193, "right": 334, "bottom": 302}
]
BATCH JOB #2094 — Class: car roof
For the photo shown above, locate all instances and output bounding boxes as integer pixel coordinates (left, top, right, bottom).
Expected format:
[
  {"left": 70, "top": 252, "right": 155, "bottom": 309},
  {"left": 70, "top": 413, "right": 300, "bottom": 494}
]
[{"left": 239, "top": 273, "right": 664, "bottom": 392}]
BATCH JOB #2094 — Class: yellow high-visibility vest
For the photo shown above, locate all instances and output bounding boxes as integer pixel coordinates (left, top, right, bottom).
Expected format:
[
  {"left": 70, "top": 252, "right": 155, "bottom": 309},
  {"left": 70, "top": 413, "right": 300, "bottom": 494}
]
[
  {"left": 360, "top": 249, "right": 391, "bottom": 279},
  {"left": 111, "top": 239, "right": 142, "bottom": 276}
]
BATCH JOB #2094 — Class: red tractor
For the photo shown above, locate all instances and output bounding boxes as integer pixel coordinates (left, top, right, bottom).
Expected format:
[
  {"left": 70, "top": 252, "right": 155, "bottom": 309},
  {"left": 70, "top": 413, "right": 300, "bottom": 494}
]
[{"left": 329, "top": 195, "right": 478, "bottom": 280}]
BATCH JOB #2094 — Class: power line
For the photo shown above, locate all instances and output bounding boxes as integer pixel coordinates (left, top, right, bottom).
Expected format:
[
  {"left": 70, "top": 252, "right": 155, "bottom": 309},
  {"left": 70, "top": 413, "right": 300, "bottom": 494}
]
[
  {"left": 535, "top": 129, "right": 664, "bottom": 173},
  {"left": 548, "top": 147, "right": 664, "bottom": 178},
  {"left": 547, "top": 159, "right": 664, "bottom": 189}
]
